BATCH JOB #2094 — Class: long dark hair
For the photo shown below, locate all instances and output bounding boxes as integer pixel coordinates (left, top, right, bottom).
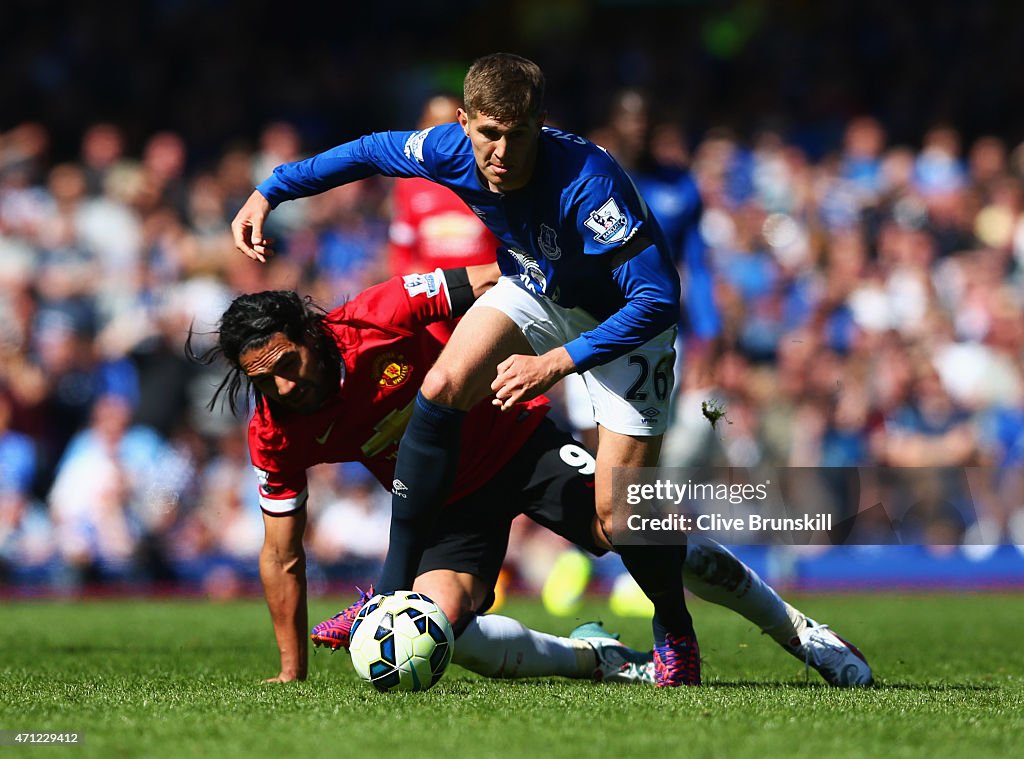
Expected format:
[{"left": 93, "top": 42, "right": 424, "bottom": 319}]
[
  {"left": 186, "top": 289, "right": 414, "bottom": 417},
  {"left": 186, "top": 290, "right": 339, "bottom": 416}
]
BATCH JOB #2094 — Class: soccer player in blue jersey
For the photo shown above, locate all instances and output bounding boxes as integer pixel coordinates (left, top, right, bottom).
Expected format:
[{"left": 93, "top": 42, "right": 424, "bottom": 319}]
[{"left": 232, "top": 53, "right": 699, "bottom": 685}]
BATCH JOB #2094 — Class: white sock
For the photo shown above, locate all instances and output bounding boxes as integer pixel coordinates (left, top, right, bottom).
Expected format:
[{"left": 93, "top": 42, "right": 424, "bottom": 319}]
[
  {"left": 683, "top": 536, "right": 807, "bottom": 648},
  {"left": 453, "top": 614, "right": 595, "bottom": 679}
]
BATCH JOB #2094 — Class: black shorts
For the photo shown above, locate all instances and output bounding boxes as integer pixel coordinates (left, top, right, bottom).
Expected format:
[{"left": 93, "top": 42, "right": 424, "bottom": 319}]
[{"left": 416, "top": 417, "right": 606, "bottom": 610}]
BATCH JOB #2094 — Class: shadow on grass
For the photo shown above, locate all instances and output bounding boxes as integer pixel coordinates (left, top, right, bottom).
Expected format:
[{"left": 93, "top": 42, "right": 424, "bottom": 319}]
[
  {"left": 416, "top": 678, "right": 1001, "bottom": 695},
  {"left": 707, "top": 680, "right": 998, "bottom": 692}
]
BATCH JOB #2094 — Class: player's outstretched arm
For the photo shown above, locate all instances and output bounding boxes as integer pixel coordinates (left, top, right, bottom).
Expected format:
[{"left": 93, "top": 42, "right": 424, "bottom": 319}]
[
  {"left": 259, "top": 509, "right": 308, "bottom": 682},
  {"left": 231, "top": 189, "right": 275, "bottom": 263}
]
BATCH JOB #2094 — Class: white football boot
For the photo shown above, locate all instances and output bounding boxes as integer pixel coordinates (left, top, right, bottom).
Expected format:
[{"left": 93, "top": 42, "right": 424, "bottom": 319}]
[
  {"left": 787, "top": 618, "right": 874, "bottom": 687},
  {"left": 570, "top": 621, "right": 655, "bottom": 685}
]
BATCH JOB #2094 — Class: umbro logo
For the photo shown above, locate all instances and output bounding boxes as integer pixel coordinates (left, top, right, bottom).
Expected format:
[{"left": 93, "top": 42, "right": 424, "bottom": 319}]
[
  {"left": 315, "top": 422, "right": 335, "bottom": 445},
  {"left": 392, "top": 479, "right": 408, "bottom": 498}
]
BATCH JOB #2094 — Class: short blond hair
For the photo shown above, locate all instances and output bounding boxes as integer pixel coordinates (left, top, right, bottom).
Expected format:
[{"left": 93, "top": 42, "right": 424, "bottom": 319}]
[{"left": 463, "top": 53, "right": 545, "bottom": 123}]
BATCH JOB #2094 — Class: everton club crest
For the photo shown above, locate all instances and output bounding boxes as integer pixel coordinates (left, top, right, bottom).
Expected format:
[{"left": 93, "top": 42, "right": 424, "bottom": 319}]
[{"left": 537, "top": 223, "right": 561, "bottom": 260}]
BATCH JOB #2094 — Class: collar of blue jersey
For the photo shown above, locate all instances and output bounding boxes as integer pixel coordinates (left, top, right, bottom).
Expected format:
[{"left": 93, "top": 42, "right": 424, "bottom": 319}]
[{"left": 474, "top": 166, "right": 499, "bottom": 194}]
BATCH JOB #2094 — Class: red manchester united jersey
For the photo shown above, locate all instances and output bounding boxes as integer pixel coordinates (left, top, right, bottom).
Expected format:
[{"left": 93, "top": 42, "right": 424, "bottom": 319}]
[{"left": 249, "top": 270, "right": 549, "bottom": 514}]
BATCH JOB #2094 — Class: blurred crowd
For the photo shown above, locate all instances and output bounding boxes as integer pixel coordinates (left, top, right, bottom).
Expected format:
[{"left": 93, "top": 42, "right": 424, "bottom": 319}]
[
  {"left": 659, "top": 113, "right": 1024, "bottom": 548},
  {"left": 0, "top": 119, "right": 398, "bottom": 593},
  {"left": 3, "top": 90, "right": 1024, "bottom": 595}
]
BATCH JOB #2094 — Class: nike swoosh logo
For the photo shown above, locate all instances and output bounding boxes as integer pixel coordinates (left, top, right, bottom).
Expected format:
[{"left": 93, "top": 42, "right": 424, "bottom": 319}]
[{"left": 315, "top": 422, "right": 335, "bottom": 445}]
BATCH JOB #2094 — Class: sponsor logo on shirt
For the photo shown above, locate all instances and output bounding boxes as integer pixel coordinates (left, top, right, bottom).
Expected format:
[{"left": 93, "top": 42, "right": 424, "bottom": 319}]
[
  {"left": 403, "top": 127, "right": 434, "bottom": 163},
  {"left": 361, "top": 399, "right": 416, "bottom": 458},
  {"left": 374, "top": 353, "right": 411, "bottom": 388},
  {"left": 392, "top": 479, "right": 408, "bottom": 498},
  {"left": 584, "top": 197, "right": 629, "bottom": 245},
  {"left": 402, "top": 272, "right": 441, "bottom": 299},
  {"left": 537, "top": 223, "right": 561, "bottom": 260}
]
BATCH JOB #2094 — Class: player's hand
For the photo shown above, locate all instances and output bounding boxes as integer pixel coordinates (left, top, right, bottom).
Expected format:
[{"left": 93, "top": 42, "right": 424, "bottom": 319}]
[
  {"left": 263, "top": 671, "right": 305, "bottom": 684},
  {"left": 491, "top": 348, "right": 575, "bottom": 411},
  {"left": 231, "top": 189, "right": 276, "bottom": 263}
]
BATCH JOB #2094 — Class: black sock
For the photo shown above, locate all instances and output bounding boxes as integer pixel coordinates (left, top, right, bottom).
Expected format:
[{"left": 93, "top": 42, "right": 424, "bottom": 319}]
[
  {"left": 616, "top": 543, "right": 693, "bottom": 646},
  {"left": 377, "top": 391, "right": 465, "bottom": 592}
]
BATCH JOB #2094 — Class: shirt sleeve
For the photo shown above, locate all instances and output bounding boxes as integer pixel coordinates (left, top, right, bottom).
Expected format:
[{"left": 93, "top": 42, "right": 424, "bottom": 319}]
[
  {"left": 252, "top": 465, "right": 309, "bottom": 516},
  {"left": 341, "top": 270, "right": 456, "bottom": 332},
  {"left": 562, "top": 175, "right": 682, "bottom": 371},
  {"left": 256, "top": 128, "right": 439, "bottom": 208}
]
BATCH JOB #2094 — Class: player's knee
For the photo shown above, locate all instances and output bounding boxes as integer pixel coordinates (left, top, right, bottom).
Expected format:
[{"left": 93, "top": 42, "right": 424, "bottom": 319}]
[
  {"left": 420, "top": 366, "right": 463, "bottom": 407},
  {"left": 431, "top": 591, "right": 474, "bottom": 629},
  {"left": 413, "top": 573, "right": 475, "bottom": 627},
  {"left": 420, "top": 362, "right": 490, "bottom": 410}
]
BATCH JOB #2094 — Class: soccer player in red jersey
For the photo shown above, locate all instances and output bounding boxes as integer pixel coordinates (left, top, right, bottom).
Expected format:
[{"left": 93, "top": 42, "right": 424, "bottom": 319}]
[{"left": 192, "top": 264, "right": 873, "bottom": 687}]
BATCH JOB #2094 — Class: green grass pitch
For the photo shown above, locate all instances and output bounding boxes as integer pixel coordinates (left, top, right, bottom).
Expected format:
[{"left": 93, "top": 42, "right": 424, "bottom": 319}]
[{"left": 2, "top": 592, "right": 1022, "bottom": 758}]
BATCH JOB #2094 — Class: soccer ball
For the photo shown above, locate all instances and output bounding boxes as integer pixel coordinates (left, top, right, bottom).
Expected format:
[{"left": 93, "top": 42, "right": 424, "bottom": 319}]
[{"left": 348, "top": 591, "right": 455, "bottom": 692}]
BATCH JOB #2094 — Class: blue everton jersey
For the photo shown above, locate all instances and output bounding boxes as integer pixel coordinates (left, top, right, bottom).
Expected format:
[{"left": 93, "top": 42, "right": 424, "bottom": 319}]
[{"left": 257, "top": 123, "right": 681, "bottom": 371}]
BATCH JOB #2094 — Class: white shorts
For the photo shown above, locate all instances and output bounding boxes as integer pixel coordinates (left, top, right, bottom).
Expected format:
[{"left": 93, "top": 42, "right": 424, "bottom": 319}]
[{"left": 473, "top": 276, "right": 676, "bottom": 436}]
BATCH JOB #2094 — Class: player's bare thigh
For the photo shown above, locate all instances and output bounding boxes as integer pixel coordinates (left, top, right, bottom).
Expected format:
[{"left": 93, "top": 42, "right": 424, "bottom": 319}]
[
  {"left": 413, "top": 569, "right": 490, "bottom": 628},
  {"left": 420, "top": 306, "right": 534, "bottom": 409},
  {"left": 593, "top": 426, "right": 663, "bottom": 531}
]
